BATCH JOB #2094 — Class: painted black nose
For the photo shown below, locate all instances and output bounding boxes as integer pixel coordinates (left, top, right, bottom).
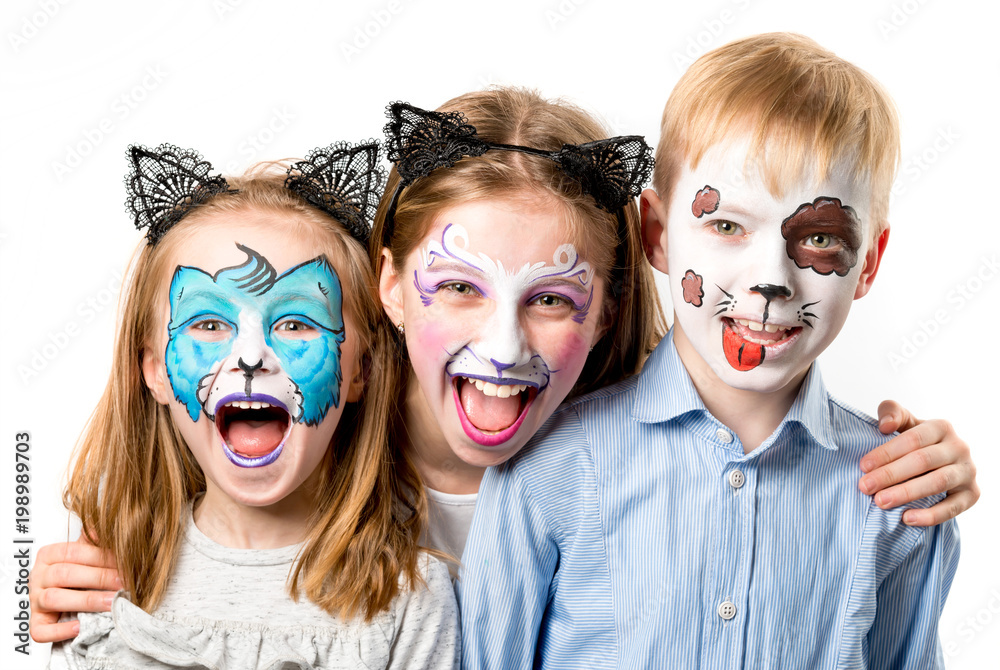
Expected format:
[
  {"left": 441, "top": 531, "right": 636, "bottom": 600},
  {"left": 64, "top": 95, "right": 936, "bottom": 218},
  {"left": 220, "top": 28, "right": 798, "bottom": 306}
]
[
  {"left": 750, "top": 284, "right": 791, "bottom": 302},
  {"left": 237, "top": 358, "right": 264, "bottom": 396},
  {"left": 238, "top": 358, "right": 263, "bottom": 375}
]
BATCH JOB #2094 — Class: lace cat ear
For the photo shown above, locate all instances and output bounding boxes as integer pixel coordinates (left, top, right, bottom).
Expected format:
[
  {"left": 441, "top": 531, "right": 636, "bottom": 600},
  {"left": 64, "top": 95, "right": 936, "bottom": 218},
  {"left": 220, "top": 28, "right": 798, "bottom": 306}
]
[
  {"left": 285, "top": 141, "right": 386, "bottom": 244},
  {"left": 125, "top": 144, "right": 230, "bottom": 245},
  {"left": 384, "top": 102, "right": 489, "bottom": 186},
  {"left": 554, "top": 137, "right": 654, "bottom": 212}
]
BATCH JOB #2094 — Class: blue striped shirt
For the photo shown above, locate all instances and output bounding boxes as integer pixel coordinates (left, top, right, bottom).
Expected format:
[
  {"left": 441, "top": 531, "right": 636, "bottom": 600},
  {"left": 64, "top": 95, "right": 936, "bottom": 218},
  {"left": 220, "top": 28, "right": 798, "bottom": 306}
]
[{"left": 458, "top": 330, "right": 959, "bottom": 669}]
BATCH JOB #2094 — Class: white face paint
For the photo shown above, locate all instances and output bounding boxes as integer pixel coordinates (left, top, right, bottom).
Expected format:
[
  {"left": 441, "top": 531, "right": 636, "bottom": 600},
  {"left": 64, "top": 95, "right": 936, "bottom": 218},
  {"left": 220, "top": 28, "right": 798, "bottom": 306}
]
[
  {"left": 397, "top": 199, "right": 605, "bottom": 468},
  {"left": 666, "top": 139, "right": 876, "bottom": 393}
]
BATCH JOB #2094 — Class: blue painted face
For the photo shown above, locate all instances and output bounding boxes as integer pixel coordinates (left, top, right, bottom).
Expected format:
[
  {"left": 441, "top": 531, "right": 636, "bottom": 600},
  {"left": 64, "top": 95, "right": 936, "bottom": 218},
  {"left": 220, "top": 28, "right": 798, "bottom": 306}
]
[{"left": 165, "top": 244, "right": 345, "bottom": 432}]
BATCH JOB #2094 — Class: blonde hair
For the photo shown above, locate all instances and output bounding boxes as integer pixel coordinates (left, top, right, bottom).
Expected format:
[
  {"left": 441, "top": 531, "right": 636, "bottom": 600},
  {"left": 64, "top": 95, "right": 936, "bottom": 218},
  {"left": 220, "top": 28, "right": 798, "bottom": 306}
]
[
  {"left": 65, "top": 165, "right": 423, "bottom": 620},
  {"left": 371, "top": 87, "right": 666, "bottom": 399},
  {"left": 654, "top": 32, "right": 900, "bottom": 239}
]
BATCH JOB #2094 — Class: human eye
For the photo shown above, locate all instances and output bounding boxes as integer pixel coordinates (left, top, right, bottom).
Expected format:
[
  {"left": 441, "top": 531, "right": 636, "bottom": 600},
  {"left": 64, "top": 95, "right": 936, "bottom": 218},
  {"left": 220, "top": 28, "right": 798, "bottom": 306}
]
[
  {"left": 802, "top": 233, "right": 841, "bottom": 250},
  {"left": 186, "top": 318, "right": 232, "bottom": 341},
  {"left": 532, "top": 294, "right": 568, "bottom": 308},
  {"left": 441, "top": 281, "right": 481, "bottom": 298},
  {"left": 274, "top": 317, "right": 319, "bottom": 340},
  {"left": 713, "top": 220, "right": 743, "bottom": 236}
]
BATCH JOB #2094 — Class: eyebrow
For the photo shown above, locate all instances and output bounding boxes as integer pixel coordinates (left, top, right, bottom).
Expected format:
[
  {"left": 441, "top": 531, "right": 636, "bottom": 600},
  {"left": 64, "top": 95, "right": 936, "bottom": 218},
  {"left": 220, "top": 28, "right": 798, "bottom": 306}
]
[
  {"left": 527, "top": 277, "right": 592, "bottom": 295},
  {"left": 422, "top": 260, "right": 487, "bottom": 280},
  {"left": 713, "top": 202, "right": 754, "bottom": 220},
  {"left": 172, "top": 287, "right": 232, "bottom": 306}
]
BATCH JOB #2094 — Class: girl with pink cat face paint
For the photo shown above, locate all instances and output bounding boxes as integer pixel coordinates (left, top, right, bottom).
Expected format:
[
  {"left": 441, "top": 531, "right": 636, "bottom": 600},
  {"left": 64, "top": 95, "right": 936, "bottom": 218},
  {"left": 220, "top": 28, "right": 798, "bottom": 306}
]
[{"left": 374, "top": 89, "right": 665, "bottom": 499}]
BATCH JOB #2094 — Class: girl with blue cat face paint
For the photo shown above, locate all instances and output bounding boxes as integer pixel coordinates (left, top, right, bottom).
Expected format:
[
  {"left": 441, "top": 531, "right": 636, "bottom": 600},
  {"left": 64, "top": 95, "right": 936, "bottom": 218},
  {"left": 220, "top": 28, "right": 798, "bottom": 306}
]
[{"left": 45, "top": 149, "right": 461, "bottom": 669}]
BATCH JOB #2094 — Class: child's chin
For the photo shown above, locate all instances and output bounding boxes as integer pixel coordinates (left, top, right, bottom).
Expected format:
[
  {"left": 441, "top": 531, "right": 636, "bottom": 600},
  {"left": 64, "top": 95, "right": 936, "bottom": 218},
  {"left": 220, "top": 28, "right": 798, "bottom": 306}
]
[{"left": 712, "top": 360, "right": 807, "bottom": 393}]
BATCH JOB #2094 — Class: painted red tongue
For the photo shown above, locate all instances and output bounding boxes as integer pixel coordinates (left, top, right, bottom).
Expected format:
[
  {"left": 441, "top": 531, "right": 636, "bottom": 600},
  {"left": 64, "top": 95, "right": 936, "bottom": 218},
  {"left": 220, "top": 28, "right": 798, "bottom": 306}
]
[
  {"left": 723, "top": 324, "right": 765, "bottom": 371},
  {"left": 460, "top": 382, "right": 521, "bottom": 432},
  {"left": 226, "top": 419, "right": 285, "bottom": 457}
]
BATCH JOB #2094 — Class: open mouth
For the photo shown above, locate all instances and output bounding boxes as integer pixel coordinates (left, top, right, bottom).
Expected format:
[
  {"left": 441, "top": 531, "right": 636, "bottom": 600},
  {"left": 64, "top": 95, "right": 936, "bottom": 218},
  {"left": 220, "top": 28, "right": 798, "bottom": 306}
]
[
  {"left": 721, "top": 318, "right": 802, "bottom": 371},
  {"left": 214, "top": 393, "right": 292, "bottom": 468},
  {"left": 452, "top": 376, "right": 538, "bottom": 447}
]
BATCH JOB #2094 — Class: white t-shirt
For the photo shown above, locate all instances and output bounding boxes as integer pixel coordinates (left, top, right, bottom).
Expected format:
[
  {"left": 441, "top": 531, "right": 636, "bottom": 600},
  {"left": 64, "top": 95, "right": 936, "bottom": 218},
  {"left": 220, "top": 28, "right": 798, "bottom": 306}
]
[
  {"left": 423, "top": 487, "right": 478, "bottom": 564},
  {"left": 49, "top": 510, "right": 460, "bottom": 669}
]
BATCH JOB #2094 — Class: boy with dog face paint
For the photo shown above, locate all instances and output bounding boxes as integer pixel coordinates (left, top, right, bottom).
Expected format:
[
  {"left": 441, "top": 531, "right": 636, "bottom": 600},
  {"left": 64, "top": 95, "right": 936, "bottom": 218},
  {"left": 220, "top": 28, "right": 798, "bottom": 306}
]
[{"left": 664, "top": 139, "right": 880, "bottom": 398}]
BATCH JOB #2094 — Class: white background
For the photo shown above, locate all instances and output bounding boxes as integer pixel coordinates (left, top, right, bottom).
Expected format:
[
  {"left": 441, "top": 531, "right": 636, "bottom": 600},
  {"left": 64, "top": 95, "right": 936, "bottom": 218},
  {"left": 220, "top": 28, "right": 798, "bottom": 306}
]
[{"left": 1, "top": 0, "right": 997, "bottom": 666}]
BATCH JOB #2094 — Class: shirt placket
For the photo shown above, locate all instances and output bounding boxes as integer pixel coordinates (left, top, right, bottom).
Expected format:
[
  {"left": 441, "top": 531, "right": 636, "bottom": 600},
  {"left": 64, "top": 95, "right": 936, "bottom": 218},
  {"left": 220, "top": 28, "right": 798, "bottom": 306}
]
[{"left": 702, "top": 425, "right": 756, "bottom": 670}]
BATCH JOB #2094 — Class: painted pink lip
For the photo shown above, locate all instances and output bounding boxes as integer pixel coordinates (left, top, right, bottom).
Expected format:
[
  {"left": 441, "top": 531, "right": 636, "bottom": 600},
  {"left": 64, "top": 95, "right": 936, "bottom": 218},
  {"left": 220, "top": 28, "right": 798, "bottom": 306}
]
[{"left": 451, "top": 382, "right": 537, "bottom": 447}]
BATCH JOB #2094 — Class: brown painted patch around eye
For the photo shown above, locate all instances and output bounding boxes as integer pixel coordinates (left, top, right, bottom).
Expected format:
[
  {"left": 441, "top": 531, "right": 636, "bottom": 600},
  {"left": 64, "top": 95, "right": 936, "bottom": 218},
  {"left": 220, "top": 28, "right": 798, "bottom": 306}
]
[
  {"left": 692, "top": 185, "right": 720, "bottom": 218},
  {"left": 781, "top": 197, "right": 862, "bottom": 277}
]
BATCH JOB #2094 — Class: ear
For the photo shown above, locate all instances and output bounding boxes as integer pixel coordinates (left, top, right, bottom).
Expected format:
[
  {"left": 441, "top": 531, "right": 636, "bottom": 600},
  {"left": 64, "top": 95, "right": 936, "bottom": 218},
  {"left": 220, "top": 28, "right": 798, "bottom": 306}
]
[
  {"left": 346, "top": 363, "right": 365, "bottom": 403},
  {"left": 854, "top": 225, "right": 890, "bottom": 300},
  {"left": 640, "top": 188, "right": 670, "bottom": 274},
  {"left": 141, "top": 347, "right": 172, "bottom": 405},
  {"left": 378, "top": 247, "right": 405, "bottom": 326},
  {"left": 345, "top": 345, "right": 366, "bottom": 403}
]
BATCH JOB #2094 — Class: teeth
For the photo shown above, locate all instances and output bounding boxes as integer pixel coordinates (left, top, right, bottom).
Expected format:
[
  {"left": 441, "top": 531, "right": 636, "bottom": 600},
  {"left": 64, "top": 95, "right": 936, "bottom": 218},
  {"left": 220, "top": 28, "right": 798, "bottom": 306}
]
[
  {"left": 250, "top": 401, "right": 261, "bottom": 409},
  {"left": 260, "top": 402, "right": 270, "bottom": 408},
  {"left": 239, "top": 401, "right": 251, "bottom": 409},
  {"left": 734, "top": 319, "right": 791, "bottom": 334},
  {"left": 463, "top": 377, "right": 530, "bottom": 397}
]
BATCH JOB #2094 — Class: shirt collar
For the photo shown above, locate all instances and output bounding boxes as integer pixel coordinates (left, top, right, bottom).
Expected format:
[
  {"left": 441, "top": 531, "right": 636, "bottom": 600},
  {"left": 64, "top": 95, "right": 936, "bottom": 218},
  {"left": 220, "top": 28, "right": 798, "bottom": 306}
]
[
  {"left": 781, "top": 362, "right": 839, "bottom": 451},
  {"left": 632, "top": 329, "right": 838, "bottom": 452},
  {"left": 632, "top": 329, "right": 708, "bottom": 423}
]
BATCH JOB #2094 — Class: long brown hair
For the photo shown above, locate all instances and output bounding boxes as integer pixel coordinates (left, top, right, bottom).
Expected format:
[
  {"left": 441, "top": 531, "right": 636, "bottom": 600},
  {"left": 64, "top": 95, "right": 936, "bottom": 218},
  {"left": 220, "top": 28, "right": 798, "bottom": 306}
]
[
  {"left": 370, "top": 87, "right": 666, "bottom": 401},
  {"left": 64, "top": 165, "right": 423, "bottom": 620}
]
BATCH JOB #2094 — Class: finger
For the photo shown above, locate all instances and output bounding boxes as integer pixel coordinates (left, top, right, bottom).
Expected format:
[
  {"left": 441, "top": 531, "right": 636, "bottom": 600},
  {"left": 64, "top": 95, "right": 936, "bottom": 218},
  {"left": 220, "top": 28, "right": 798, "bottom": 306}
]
[
  {"left": 859, "top": 434, "right": 961, "bottom": 495},
  {"left": 37, "top": 540, "right": 117, "bottom": 571},
  {"left": 30, "top": 617, "right": 80, "bottom": 644},
  {"left": 36, "top": 587, "right": 116, "bottom": 615},
  {"left": 871, "top": 463, "right": 968, "bottom": 510},
  {"left": 902, "top": 488, "right": 978, "bottom": 527},
  {"left": 859, "top": 420, "right": 948, "bottom": 476},
  {"left": 39, "top": 562, "right": 123, "bottom": 592},
  {"left": 875, "top": 399, "right": 920, "bottom": 435}
]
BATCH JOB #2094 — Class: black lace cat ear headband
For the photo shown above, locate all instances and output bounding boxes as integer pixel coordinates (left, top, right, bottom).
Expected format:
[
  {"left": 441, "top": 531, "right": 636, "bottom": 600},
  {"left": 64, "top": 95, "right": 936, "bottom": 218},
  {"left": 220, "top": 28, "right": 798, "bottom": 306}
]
[
  {"left": 381, "top": 102, "right": 654, "bottom": 294},
  {"left": 125, "top": 141, "right": 386, "bottom": 245}
]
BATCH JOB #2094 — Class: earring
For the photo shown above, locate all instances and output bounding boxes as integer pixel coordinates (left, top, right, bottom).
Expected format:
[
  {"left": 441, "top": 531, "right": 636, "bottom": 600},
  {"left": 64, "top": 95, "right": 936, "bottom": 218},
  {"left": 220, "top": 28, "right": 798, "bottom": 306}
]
[{"left": 397, "top": 321, "right": 405, "bottom": 335}]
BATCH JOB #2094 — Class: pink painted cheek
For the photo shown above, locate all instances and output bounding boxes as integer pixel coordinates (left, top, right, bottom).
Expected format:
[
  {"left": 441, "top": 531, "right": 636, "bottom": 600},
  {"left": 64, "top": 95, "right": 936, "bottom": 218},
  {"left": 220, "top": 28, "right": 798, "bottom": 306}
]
[
  {"left": 543, "top": 330, "right": 591, "bottom": 388},
  {"left": 407, "top": 311, "right": 480, "bottom": 356}
]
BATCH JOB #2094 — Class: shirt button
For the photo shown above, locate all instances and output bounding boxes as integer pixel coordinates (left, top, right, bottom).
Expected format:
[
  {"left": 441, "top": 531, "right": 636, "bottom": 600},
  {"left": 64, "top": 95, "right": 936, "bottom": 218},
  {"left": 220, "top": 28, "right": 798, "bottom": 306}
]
[
  {"left": 716, "top": 428, "right": 733, "bottom": 443},
  {"left": 728, "top": 470, "right": 745, "bottom": 489},
  {"left": 718, "top": 601, "right": 737, "bottom": 620}
]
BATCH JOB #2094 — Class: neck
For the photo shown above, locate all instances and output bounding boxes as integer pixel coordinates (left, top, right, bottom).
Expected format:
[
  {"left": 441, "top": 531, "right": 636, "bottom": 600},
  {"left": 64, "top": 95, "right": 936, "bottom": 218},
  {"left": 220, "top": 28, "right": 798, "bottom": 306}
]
[
  {"left": 193, "top": 481, "right": 316, "bottom": 549},
  {"left": 672, "top": 322, "right": 806, "bottom": 453},
  {"left": 403, "top": 371, "right": 484, "bottom": 494}
]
